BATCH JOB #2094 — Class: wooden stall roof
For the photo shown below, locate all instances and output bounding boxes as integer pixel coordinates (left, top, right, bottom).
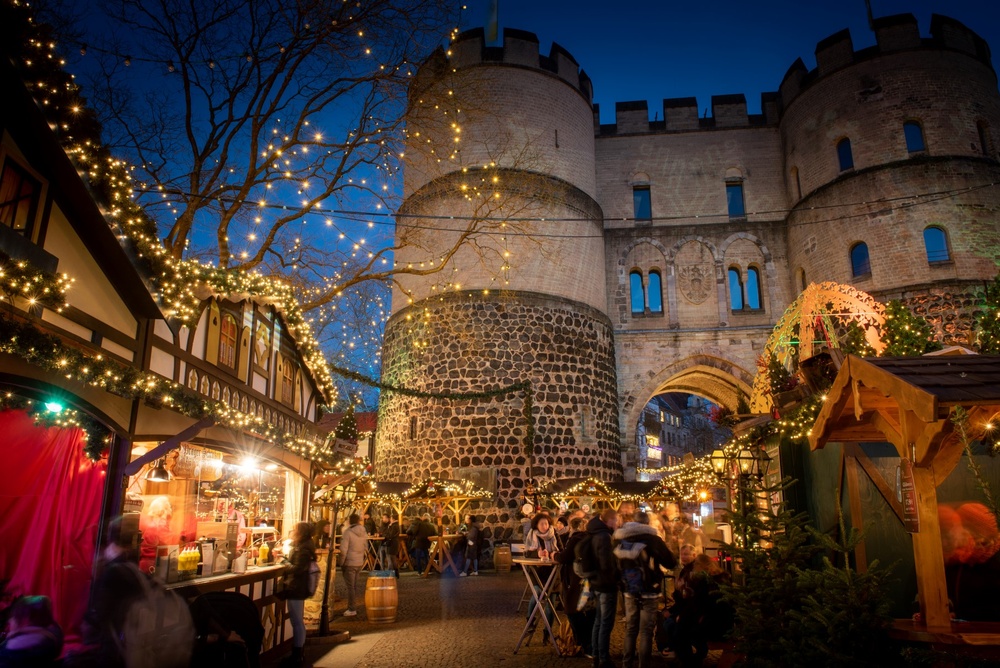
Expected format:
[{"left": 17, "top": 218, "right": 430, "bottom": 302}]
[{"left": 809, "top": 355, "right": 1000, "bottom": 450}]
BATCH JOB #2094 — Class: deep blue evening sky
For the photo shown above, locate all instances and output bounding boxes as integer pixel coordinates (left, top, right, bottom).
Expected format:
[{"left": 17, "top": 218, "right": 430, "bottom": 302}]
[{"left": 461, "top": 1, "right": 1000, "bottom": 122}]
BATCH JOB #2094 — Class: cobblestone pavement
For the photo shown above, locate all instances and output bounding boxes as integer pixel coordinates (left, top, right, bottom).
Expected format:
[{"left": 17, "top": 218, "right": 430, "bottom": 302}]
[{"left": 265, "top": 570, "right": 725, "bottom": 668}]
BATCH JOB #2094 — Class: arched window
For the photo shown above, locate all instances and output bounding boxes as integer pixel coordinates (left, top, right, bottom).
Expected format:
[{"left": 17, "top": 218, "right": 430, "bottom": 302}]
[
  {"left": 727, "top": 268, "right": 744, "bottom": 310},
  {"left": 850, "top": 242, "right": 871, "bottom": 278},
  {"left": 746, "top": 267, "right": 763, "bottom": 310},
  {"left": 923, "top": 226, "right": 950, "bottom": 263},
  {"left": 790, "top": 166, "right": 801, "bottom": 200},
  {"left": 648, "top": 271, "right": 663, "bottom": 313},
  {"left": 837, "top": 138, "right": 854, "bottom": 171},
  {"left": 630, "top": 271, "right": 645, "bottom": 313},
  {"left": 904, "top": 121, "right": 926, "bottom": 153},
  {"left": 798, "top": 268, "right": 808, "bottom": 293},
  {"left": 280, "top": 356, "right": 294, "bottom": 405},
  {"left": 218, "top": 313, "right": 238, "bottom": 368}
]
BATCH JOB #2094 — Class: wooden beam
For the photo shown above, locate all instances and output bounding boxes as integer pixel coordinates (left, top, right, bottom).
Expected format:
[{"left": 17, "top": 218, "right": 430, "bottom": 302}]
[
  {"left": 850, "top": 445, "right": 905, "bottom": 525},
  {"left": 123, "top": 416, "right": 215, "bottom": 476},
  {"left": 911, "top": 465, "right": 951, "bottom": 631},
  {"left": 844, "top": 452, "right": 868, "bottom": 572}
]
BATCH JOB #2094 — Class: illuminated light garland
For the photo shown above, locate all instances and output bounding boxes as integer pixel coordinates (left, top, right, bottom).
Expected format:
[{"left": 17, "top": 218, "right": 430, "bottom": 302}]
[
  {"left": 0, "top": 312, "right": 335, "bottom": 462},
  {"left": 0, "top": 388, "right": 110, "bottom": 459},
  {"left": 0, "top": 252, "right": 73, "bottom": 312}
]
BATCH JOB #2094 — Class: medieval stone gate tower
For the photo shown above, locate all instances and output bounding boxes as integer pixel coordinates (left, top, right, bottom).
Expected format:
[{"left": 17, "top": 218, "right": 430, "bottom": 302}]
[
  {"left": 376, "top": 28, "right": 623, "bottom": 518},
  {"left": 377, "top": 13, "right": 1000, "bottom": 498}
]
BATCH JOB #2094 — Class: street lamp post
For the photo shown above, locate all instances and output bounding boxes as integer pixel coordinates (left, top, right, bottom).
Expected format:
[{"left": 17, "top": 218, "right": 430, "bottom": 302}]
[{"left": 319, "top": 482, "right": 357, "bottom": 636}]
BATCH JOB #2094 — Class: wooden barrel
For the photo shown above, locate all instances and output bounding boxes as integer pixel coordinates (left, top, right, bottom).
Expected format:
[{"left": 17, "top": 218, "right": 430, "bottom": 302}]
[
  {"left": 364, "top": 574, "right": 398, "bottom": 623},
  {"left": 494, "top": 545, "right": 512, "bottom": 573}
]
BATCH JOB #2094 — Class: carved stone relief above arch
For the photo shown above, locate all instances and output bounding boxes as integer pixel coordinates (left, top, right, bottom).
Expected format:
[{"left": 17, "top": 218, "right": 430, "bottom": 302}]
[{"left": 674, "top": 240, "right": 715, "bottom": 305}]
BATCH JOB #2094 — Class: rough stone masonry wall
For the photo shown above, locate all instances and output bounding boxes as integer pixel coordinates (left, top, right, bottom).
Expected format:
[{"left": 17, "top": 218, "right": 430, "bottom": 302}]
[{"left": 376, "top": 291, "right": 623, "bottom": 529}]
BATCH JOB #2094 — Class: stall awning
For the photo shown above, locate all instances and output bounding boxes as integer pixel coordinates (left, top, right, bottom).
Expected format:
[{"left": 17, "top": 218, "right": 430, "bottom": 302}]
[{"left": 807, "top": 354, "right": 1000, "bottom": 632}]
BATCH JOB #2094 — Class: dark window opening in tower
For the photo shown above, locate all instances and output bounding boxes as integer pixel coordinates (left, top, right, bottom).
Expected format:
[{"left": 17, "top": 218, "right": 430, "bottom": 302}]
[
  {"left": 727, "top": 268, "right": 744, "bottom": 310},
  {"left": 630, "top": 271, "right": 645, "bottom": 313},
  {"left": 837, "top": 138, "right": 854, "bottom": 171},
  {"left": 850, "top": 242, "right": 871, "bottom": 278},
  {"left": 746, "top": 267, "right": 762, "bottom": 310},
  {"left": 408, "top": 415, "right": 417, "bottom": 440},
  {"left": 904, "top": 121, "right": 926, "bottom": 153},
  {"left": 978, "top": 121, "right": 993, "bottom": 156},
  {"left": 633, "top": 186, "right": 651, "bottom": 221},
  {"left": 726, "top": 182, "right": 745, "bottom": 219},
  {"left": 648, "top": 271, "right": 663, "bottom": 313},
  {"left": 924, "top": 226, "right": 950, "bottom": 263}
]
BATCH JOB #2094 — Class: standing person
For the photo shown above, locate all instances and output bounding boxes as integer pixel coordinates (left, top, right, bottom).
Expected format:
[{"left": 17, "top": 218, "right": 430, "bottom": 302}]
[
  {"left": 338, "top": 514, "right": 368, "bottom": 616},
  {"left": 554, "top": 515, "right": 571, "bottom": 551},
  {"left": 362, "top": 512, "right": 378, "bottom": 536},
  {"left": 554, "top": 516, "right": 595, "bottom": 658},
  {"left": 412, "top": 514, "right": 437, "bottom": 573},
  {"left": 614, "top": 511, "right": 678, "bottom": 668},
  {"left": 524, "top": 513, "right": 557, "bottom": 557},
  {"left": 587, "top": 509, "right": 620, "bottom": 668},
  {"left": 82, "top": 516, "right": 144, "bottom": 668},
  {"left": 380, "top": 512, "right": 400, "bottom": 577},
  {"left": 460, "top": 514, "right": 481, "bottom": 576},
  {"left": 281, "top": 521, "right": 316, "bottom": 668}
]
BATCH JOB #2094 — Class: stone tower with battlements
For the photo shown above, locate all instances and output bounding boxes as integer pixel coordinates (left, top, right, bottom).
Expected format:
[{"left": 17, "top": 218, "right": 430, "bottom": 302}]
[{"left": 378, "top": 14, "right": 1000, "bottom": 494}]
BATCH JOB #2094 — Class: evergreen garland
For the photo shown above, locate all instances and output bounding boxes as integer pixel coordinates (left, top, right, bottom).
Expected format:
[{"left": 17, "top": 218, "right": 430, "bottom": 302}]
[
  {"left": 973, "top": 273, "right": 1000, "bottom": 354},
  {"left": 880, "top": 300, "right": 942, "bottom": 357}
]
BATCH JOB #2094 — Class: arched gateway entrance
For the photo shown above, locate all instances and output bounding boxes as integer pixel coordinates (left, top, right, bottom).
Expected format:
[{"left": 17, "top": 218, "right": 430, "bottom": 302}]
[{"left": 621, "top": 355, "right": 754, "bottom": 469}]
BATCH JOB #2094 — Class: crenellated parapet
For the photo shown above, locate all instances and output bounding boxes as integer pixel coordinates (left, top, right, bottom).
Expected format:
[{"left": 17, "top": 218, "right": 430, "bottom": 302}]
[
  {"left": 414, "top": 27, "right": 593, "bottom": 102},
  {"left": 780, "top": 13, "right": 993, "bottom": 110},
  {"left": 597, "top": 92, "right": 781, "bottom": 136}
]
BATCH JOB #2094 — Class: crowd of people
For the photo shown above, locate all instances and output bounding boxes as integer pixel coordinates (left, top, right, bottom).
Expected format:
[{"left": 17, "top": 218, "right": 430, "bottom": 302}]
[{"left": 533, "top": 504, "right": 732, "bottom": 668}]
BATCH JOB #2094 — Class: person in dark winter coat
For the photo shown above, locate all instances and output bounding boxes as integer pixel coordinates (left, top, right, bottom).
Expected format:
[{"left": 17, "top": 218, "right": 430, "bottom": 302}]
[
  {"left": 460, "top": 514, "right": 482, "bottom": 576},
  {"left": 380, "top": 513, "right": 401, "bottom": 577},
  {"left": 554, "top": 516, "right": 595, "bottom": 657},
  {"left": 281, "top": 521, "right": 316, "bottom": 667},
  {"left": 588, "top": 509, "right": 620, "bottom": 668},
  {"left": 614, "top": 511, "right": 678, "bottom": 668},
  {"left": 0, "top": 596, "right": 63, "bottom": 668},
  {"left": 408, "top": 515, "right": 437, "bottom": 573}
]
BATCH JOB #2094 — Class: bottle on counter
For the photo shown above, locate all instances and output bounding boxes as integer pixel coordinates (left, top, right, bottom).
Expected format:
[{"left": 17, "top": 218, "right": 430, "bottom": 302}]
[{"left": 258, "top": 542, "right": 269, "bottom": 564}]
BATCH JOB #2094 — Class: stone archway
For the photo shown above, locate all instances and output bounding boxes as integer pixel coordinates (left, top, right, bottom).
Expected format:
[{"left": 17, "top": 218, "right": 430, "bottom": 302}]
[{"left": 621, "top": 355, "right": 753, "bottom": 465}]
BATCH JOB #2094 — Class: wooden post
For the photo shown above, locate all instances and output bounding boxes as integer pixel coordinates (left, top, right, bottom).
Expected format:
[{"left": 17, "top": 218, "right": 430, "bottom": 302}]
[
  {"left": 910, "top": 465, "right": 950, "bottom": 630},
  {"left": 844, "top": 451, "right": 868, "bottom": 572}
]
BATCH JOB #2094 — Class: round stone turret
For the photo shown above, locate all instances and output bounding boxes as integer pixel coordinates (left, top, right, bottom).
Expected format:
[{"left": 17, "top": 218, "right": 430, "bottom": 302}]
[{"left": 377, "top": 29, "right": 622, "bottom": 519}]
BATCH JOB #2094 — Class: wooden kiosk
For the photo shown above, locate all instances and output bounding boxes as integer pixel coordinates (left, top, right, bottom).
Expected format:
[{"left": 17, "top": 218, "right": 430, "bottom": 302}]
[{"left": 809, "top": 354, "right": 1000, "bottom": 643}]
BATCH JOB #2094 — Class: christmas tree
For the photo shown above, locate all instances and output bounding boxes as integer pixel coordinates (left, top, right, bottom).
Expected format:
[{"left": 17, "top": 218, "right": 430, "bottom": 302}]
[
  {"left": 880, "top": 300, "right": 942, "bottom": 357},
  {"left": 334, "top": 405, "right": 359, "bottom": 442},
  {"left": 974, "top": 274, "right": 1000, "bottom": 354}
]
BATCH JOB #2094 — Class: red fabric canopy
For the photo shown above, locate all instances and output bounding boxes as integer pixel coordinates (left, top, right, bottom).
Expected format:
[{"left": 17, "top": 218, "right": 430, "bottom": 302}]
[{"left": 0, "top": 409, "right": 106, "bottom": 641}]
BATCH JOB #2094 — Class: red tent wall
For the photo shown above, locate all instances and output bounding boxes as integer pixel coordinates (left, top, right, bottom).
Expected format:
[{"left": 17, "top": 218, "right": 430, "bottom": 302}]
[{"left": 0, "top": 409, "right": 106, "bottom": 640}]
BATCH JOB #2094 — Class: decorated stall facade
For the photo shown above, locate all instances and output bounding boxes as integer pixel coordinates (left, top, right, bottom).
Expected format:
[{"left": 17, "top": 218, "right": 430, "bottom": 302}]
[{"left": 0, "top": 24, "right": 335, "bottom": 655}]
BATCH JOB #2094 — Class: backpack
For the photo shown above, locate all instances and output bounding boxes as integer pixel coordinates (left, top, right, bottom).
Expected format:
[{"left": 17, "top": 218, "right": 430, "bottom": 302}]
[
  {"left": 573, "top": 533, "right": 599, "bottom": 579},
  {"left": 307, "top": 560, "right": 321, "bottom": 596},
  {"left": 614, "top": 538, "right": 658, "bottom": 596},
  {"left": 113, "top": 564, "right": 195, "bottom": 668}
]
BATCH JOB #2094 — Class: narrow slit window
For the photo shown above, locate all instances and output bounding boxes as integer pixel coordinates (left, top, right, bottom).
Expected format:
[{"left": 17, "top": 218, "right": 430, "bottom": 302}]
[
  {"left": 648, "top": 271, "right": 663, "bottom": 313},
  {"left": 633, "top": 186, "right": 651, "bottom": 221},
  {"left": 903, "top": 121, "right": 926, "bottom": 153},
  {"left": 630, "top": 271, "right": 645, "bottom": 313},
  {"left": 728, "top": 268, "right": 744, "bottom": 310},
  {"left": 746, "top": 267, "right": 762, "bottom": 310},
  {"left": 837, "top": 138, "right": 854, "bottom": 171},
  {"left": 726, "top": 182, "right": 745, "bottom": 219}
]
